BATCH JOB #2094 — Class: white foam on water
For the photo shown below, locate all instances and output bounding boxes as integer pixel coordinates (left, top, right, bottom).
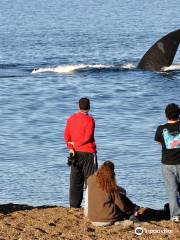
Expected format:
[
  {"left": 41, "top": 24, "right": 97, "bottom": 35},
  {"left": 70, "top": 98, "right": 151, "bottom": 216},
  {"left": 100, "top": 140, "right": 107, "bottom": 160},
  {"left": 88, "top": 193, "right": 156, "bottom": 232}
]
[
  {"left": 162, "top": 64, "right": 180, "bottom": 72},
  {"left": 121, "top": 63, "right": 136, "bottom": 69},
  {"left": 32, "top": 64, "right": 113, "bottom": 74},
  {"left": 32, "top": 63, "right": 180, "bottom": 74}
]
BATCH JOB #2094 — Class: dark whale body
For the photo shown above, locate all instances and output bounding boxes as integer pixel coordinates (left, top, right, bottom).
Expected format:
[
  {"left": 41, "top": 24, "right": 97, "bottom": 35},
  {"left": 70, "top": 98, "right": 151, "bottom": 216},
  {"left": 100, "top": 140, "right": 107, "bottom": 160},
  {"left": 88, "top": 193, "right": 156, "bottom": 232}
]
[{"left": 138, "top": 29, "right": 180, "bottom": 71}]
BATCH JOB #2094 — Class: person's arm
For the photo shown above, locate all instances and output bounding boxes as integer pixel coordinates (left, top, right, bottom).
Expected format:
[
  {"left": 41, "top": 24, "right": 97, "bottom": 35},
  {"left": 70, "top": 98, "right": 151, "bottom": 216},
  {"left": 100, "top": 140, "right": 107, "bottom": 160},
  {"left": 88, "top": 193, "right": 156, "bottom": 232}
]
[
  {"left": 114, "top": 191, "right": 135, "bottom": 215},
  {"left": 154, "top": 126, "right": 162, "bottom": 145},
  {"left": 64, "top": 119, "right": 74, "bottom": 151},
  {"left": 74, "top": 119, "right": 95, "bottom": 148}
]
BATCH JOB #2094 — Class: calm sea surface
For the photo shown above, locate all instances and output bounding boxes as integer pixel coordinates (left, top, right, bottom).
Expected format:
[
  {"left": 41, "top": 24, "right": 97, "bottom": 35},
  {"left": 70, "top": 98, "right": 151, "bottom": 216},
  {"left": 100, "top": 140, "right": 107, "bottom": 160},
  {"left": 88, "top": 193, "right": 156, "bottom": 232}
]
[{"left": 0, "top": 0, "right": 180, "bottom": 208}]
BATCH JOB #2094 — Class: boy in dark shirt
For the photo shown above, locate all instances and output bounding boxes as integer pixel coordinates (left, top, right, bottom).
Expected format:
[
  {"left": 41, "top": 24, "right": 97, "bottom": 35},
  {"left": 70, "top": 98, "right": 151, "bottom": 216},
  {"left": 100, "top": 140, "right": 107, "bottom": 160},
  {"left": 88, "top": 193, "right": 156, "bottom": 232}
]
[{"left": 155, "top": 103, "right": 180, "bottom": 222}]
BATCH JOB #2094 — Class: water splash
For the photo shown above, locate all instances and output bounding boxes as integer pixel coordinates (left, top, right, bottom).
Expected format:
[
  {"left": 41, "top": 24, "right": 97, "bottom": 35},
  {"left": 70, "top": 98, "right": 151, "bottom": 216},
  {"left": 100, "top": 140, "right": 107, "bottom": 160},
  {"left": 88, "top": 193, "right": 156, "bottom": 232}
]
[
  {"left": 162, "top": 64, "right": 180, "bottom": 72},
  {"left": 32, "top": 63, "right": 136, "bottom": 74},
  {"left": 121, "top": 63, "right": 136, "bottom": 69}
]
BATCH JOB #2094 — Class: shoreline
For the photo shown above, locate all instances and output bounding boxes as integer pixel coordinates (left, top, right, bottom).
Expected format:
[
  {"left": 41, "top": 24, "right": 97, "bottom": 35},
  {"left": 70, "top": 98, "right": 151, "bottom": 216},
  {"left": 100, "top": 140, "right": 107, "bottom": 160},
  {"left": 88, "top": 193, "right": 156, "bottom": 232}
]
[{"left": 0, "top": 203, "right": 179, "bottom": 240}]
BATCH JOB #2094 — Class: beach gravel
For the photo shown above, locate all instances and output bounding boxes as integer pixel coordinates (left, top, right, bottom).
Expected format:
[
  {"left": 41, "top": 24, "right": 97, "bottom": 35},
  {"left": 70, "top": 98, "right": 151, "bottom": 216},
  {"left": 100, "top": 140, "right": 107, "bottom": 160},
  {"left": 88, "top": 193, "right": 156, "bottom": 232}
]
[{"left": 0, "top": 204, "right": 179, "bottom": 240}]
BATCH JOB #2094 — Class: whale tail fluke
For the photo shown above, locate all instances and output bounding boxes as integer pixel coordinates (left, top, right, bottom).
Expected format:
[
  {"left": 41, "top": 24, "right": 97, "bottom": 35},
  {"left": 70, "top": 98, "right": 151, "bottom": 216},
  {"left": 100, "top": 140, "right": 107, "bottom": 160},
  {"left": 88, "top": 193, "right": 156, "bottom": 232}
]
[{"left": 138, "top": 29, "right": 180, "bottom": 71}]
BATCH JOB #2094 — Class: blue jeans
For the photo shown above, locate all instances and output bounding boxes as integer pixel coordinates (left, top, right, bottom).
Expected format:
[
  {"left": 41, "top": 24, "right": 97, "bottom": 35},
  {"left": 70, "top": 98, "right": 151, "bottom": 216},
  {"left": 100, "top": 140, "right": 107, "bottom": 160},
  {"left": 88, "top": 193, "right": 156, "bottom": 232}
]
[{"left": 161, "top": 164, "right": 180, "bottom": 218}]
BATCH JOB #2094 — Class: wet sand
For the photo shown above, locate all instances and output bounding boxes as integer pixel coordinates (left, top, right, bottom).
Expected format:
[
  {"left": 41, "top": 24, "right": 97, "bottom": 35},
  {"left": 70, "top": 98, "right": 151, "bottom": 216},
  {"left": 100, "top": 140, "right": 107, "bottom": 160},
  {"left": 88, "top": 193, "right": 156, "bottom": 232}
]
[{"left": 0, "top": 203, "right": 179, "bottom": 240}]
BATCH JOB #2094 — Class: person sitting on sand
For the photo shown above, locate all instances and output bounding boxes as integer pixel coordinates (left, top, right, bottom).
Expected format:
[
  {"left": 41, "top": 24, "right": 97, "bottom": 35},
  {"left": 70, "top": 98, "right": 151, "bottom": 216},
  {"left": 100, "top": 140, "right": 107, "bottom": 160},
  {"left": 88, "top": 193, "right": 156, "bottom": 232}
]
[{"left": 85, "top": 161, "right": 144, "bottom": 226}]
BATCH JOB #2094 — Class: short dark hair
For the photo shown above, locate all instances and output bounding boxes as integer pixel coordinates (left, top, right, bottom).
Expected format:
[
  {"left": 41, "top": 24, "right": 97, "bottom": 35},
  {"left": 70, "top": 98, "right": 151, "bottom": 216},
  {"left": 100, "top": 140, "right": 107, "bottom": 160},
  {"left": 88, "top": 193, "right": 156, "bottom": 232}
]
[
  {"left": 79, "top": 98, "right": 90, "bottom": 110},
  {"left": 165, "top": 103, "right": 180, "bottom": 120}
]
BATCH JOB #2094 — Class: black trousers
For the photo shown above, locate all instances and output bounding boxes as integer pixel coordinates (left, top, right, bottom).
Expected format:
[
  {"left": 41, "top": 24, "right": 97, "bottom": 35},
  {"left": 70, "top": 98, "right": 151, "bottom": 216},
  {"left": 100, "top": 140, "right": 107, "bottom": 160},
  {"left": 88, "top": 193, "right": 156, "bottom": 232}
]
[{"left": 70, "top": 152, "right": 98, "bottom": 208}]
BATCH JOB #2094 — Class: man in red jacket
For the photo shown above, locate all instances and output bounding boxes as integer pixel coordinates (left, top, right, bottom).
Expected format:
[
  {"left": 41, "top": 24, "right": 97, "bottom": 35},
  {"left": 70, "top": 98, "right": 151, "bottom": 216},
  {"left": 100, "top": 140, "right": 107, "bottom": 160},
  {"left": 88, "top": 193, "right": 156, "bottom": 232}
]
[{"left": 64, "top": 98, "right": 97, "bottom": 208}]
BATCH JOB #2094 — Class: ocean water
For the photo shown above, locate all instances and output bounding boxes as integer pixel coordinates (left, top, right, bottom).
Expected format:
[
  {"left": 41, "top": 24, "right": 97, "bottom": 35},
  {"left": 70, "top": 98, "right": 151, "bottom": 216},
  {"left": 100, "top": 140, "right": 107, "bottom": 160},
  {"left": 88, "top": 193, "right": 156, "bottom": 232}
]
[{"left": 0, "top": 0, "right": 180, "bottom": 209}]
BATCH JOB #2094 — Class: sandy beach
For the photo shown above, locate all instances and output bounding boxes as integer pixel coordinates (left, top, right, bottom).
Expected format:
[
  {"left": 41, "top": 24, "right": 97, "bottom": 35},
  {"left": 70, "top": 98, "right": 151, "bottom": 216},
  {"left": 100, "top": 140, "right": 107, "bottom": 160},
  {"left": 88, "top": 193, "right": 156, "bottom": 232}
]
[{"left": 0, "top": 203, "right": 179, "bottom": 240}]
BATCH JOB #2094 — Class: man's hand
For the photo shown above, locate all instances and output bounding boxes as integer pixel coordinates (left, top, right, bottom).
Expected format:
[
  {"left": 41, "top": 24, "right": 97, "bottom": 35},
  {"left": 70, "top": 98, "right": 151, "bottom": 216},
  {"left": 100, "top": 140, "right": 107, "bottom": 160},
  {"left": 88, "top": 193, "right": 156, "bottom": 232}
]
[
  {"left": 68, "top": 141, "right": 74, "bottom": 147},
  {"left": 67, "top": 142, "right": 75, "bottom": 155},
  {"left": 69, "top": 148, "right": 75, "bottom": 156}
]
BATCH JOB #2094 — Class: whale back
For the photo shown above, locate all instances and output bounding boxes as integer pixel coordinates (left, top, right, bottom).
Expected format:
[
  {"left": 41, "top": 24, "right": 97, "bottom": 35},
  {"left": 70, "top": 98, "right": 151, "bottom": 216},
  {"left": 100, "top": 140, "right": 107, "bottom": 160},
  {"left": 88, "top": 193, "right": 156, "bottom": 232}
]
[{"left": 138, "top": 29, "right": 180, "bottom": 71}]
